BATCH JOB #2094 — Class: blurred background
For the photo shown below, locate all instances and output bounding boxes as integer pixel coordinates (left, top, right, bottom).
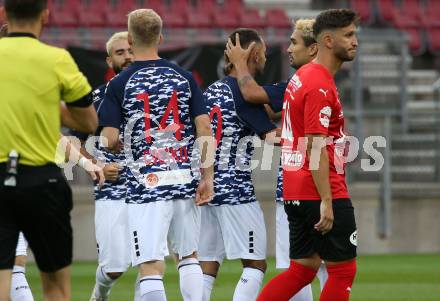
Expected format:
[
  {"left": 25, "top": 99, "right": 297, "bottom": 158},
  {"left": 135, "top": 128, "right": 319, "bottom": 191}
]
[{"left": 2, "top": 0, "right": 440, "bottom": 260}]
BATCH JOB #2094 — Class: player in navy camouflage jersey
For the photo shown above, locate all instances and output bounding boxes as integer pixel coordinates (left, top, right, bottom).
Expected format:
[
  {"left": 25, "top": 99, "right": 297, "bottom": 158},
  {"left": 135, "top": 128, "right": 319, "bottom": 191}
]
[
  {"left": 99, "top": 9, "right": 214, "bottom": 301},
  {"left": 68, "top": 32, "right": 135, "bottom": 301},
  {"left": 226, "top": 20, "right": 328, "bottom": 301},
  {"left": 199, "top": 29, "right": 279, "bottom": 301}
]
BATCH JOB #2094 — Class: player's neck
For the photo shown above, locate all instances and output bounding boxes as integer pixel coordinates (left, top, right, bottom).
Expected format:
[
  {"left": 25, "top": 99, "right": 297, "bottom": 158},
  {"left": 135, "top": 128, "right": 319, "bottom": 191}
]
[
  {"left": 314, "top": 53, "right": 343, "bottom": 76},
  {"left": 133, "top": 47, "right": 161, "bottom": 61},
  {"left": 7, "top": 22, "right": 42, "bottom": 38},
  {"left": 229, "top": 66, "right": 256, "bottom": 78}
]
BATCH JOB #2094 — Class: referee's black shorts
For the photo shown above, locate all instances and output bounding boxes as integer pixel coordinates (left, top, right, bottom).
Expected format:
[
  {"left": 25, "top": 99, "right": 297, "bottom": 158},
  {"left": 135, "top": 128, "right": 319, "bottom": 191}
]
[
  {"left": 285, "top": 199, "right": 357, "bottom": 262},
  {"left": 0, "top": 164, "right": 73, "bottom": 272}
]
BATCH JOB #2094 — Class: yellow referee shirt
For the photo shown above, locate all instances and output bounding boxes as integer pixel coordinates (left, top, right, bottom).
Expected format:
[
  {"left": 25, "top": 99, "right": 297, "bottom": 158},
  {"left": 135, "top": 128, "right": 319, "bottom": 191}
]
[{"left": 0, "top": 34, "right": 92, "bottom": 166}]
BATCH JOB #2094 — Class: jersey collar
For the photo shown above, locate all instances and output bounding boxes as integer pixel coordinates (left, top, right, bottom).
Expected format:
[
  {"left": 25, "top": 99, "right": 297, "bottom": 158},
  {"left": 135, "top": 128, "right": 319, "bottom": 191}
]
[{"left": 7, "top": 32, "right": 37, "bottom": 39}]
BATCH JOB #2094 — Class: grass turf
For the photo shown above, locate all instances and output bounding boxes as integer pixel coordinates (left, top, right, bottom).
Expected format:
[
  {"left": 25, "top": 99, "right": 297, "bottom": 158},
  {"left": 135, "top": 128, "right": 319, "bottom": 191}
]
[{"left": 24, "top": 254, "right": 440, "bottom": 300}]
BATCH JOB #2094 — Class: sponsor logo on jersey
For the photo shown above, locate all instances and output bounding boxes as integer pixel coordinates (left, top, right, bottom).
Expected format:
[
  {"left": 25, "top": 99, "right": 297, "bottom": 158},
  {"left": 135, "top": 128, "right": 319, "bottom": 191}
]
[
  {"left": 319, "top": 106, "right": 332, "bottom": 128},
  {"left": 350, "top": 230, "right": 357, "bottom": 246},
  {"left": 319, "top": 88, "right": 329, "bottom": 97},
  {"left": 146, "top": 173, "right": 159, "bottom": 187},
  {"left": 281, "top": 149, "right": 304, "bottom": 168}
]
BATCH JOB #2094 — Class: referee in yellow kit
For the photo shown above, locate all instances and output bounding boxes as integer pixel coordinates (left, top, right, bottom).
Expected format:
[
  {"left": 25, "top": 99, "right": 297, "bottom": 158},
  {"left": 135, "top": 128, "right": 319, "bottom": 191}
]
[{"left": 0, "top": 1, "right": 98, "bottom": 300}]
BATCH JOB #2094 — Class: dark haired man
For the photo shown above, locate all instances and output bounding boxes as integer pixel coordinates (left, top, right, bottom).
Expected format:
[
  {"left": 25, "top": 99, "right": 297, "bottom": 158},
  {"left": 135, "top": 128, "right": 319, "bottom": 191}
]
[
  {"left": 199, "top": 28, "right": 278, "bottom": 301},
  {"left": 257, "top": 9, "right": 359, "bottom": 301},
  {"left": 0, "top": 1, "right": 97, "bottom": 300}
]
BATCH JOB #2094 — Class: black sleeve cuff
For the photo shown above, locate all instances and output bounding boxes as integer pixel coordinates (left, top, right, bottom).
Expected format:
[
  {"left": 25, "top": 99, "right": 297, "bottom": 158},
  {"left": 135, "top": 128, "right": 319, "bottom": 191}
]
[{"left": 66, "top": 92, "right": 93, "bottom": 108}]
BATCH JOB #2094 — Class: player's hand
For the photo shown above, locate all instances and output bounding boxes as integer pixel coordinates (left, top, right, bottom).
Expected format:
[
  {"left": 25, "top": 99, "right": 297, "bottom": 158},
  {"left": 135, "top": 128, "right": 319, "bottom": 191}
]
[
  {"left": 314, "top": 199, "right": 334, "bottom": 235},
  {"left": 88, "top": 167, "right": 105, "bottom": 188},
  {"left": 0, "top": 24, "right": 8, "bottom": 38},
  {"left": 195, "top": 177, "right": 214, "bottom": 206},
  {"left": 103, "top": 163, "right": 120, "bottom": 182},
  {"left": 225, "top": 33, "right": 256, "bottom": 67}
]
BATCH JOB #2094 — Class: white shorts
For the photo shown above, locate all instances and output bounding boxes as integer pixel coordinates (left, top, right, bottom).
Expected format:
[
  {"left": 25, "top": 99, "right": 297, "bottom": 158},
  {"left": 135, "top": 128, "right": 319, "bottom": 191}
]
[
  {"left": 95, "top": 201, "right": 131, "bottom": 273},
  {"left": 276, "top": 202, "right": 290, "bottom": 269},
  {"left": 198, "top": 202, "right": 267, "bottom": 263},
  {"left": 15, "top": 232, "right": 28, "bottom": 257},
  {"left": 128, "top": 199, "right": 200, "bottom": 266}
]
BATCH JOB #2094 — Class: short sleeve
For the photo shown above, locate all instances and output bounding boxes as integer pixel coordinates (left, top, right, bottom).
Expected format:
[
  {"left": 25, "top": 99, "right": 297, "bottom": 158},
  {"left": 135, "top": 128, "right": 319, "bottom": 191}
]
[
  {"left": 304, "top": 87, "right": 332, "bottom": 136},
  {"left": 98, "top": 80, "right": 123, "bottom": 129},
  {"left": 263, "top": 81, "right": 287, "bottom": 113},
  {"left": 235, "top": 97, "right": 276, "bottom": 138},
  {"left": 188, "top": 75, "right": 208, "bottom": 119},
  {"left": 55, "top": 50, "right": 92, "bottom": 103}
]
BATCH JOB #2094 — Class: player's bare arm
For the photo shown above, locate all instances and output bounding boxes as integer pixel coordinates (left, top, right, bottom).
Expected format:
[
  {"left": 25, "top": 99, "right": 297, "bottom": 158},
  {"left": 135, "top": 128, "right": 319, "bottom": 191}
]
[
  {"left": 100, "top": 127, "right": 120, "bottom": 152},
  {"left": 226, "top": 33, "right": 270, "bottom": 104},
  {"left": 264, "top": 104, "right": 282, "bottom": 122},
  {"left": 194, "top": 114, "right": 215, "bottom": 205},
  {"left": 306, "top": 134, "right": 334, "bottom": 234}
]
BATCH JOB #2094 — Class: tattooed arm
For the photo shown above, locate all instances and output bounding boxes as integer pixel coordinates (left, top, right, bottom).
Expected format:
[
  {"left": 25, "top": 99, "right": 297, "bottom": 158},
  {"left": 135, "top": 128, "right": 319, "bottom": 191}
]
[{"left": 226, "top": 33, "right": 271, "bottom": 104}]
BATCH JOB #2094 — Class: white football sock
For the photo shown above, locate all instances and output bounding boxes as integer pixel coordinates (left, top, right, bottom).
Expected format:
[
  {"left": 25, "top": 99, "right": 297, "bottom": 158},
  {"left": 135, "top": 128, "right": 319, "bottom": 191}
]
[
  {"left": 178, "top": 258, "right": 203, "bottom": 301},
  {"left": 10, "top": 265, "right": 34, "bottom": 301},
  {"left": 202, "top": 274, "right": 216, "bottom": 301},
  {"left": 94, "top": 266, "right": 116, "bottom": 299},
  {"left": 140, "top": 275, "right": 167, "bottom": 301},
  {"left": 134, "top": 273, "right": 141, "bottom": 301},
  {"left": 290, "top": 284, "right": 313, "bottom": 301},
  {"left": 232, "top": 267, "right": 264, "bottom": 301},
  {"left": 317, "top": 263, "right": 329, "bottom": 291}
]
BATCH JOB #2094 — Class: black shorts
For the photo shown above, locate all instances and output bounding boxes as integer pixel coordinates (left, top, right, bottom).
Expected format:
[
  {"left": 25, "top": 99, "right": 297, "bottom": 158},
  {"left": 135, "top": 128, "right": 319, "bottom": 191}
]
[
  {"left": 0, "top": 164, "right": 73, "bottom": 272},
  {"left": 285, "top": 199, "right": 357, "bottom": 262}
]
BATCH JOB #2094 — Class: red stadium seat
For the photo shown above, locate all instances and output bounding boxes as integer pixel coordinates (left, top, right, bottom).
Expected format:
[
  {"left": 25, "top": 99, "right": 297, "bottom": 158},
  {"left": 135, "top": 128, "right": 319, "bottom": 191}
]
[
  {"left": 393, "top": 0, "right": 423, "bottom": 28},
  {"left": 185, "top": 1, "right": 214, "bottom": 28},
  {"left": 421, "top": 0, "right": 440, "bottom": 28},
  {"left": 212, "top": 0, "right": 243, "bottom": 29},
  {"left": 349, "top": 0, "right": 373, "bottom": 24},
  {"left": 265, "top": 8, "right": 292, "bottom": 29},
  {"left": 426, "top": 27, "right": 440, "bottom": 53},
  {"left": 104, "top": 0, "right": 136, "bottom": 28},
  {"left": 77, "top": 0, "right": 106, "bottom": 28},
  {"left": 401, "top": 28, "right": 425, "bottom": 55},
  {"left": 240, "top": 8, "right": 267, "bottom": 29},
  {"left": 48, "top": 0, "right": 79, "bottom": 27},
  {"left": 159, "top": 0, "right": 188, "bottom": 28},
  {"left": 376, "top": 0, "right": 398, "bottom": 24}
]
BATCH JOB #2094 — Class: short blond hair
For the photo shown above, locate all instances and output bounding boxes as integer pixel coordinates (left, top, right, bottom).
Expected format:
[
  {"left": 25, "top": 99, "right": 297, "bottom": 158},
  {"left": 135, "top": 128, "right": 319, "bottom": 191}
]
[
  {"left": 128, "top": 9, "right": 162, "bottom": 48},
  {"left": 106, "top": 31, "right": 129, "bottom": 55},
  {"left": 294, "top": 19, "right": 316, "bottom": 46}
]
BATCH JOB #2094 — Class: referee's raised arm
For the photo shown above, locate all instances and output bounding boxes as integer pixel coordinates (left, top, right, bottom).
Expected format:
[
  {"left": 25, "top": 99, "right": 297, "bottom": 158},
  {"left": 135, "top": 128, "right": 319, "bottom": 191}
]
[{"left": 0, "top": 1, "right": 96, "bottom": 301}]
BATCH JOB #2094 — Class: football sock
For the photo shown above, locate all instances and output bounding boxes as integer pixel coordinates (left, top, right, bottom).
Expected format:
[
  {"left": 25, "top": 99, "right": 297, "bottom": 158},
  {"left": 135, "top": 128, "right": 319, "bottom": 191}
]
[
  {"left": 94, "top": 266, "right": 115, "bottom": 299},
  {"left": 178, "top": 258, "right": 203, "bottom": 301},
  {"left": 134, "top": 273, "right": 141, "bottom": 301},
  {"left": 140, "top": 275, "right": 166, "bottom": 301},
  {"left": 10, "top": 265, "right": 34, "bottom": 301},
  {"left": 202, "top": 274, "right": 216, "bottom": 301},
  {"left": 320, "top": 260, "right": 356, "bottom": 301},
  {"left": 233, "top": 267, "right": 264, "bottom": 301},
  {"left": 257, "top": 261, "right": 317, "bottom": 301},
  {"left": 317, "top": 263, "right": 329, "bottom": 291},
  {"left": 290, "top": 284, "right": 313, "bottom": 301}
]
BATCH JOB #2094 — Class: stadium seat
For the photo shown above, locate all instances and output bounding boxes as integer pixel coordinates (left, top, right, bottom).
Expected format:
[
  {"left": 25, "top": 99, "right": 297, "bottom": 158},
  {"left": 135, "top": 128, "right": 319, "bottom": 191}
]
[
  {"left": 376, "top": 0, "right": 398, "bottom": 24},
  {"left": 77, "top": 0, "right": 106, "bottom": 28},
  {"left": 421, "top": 0, "right": 440, "bottom": 28},
  {"left": 393, "top": 0, "right": 423, "bottom": 29},
  {"left": 265, "top": 8, "right": 292, "bottom": 29},
  {"left": 48, "top": 0, "right": 79, "bottom": 27},
  {"left": 212, "top": 0, "right": 243, "bottom": 29},
  {"left": 401, "top": 28, "right": 425, "bottom": 55},
  {"left": 240, "top": 8, "right": 267, "bottom": 29},
  {"left": 349, "top": 0, "right": 373, "bottom": 24},
  {"left": 426, "top": 27, "right": 440, "bottom": 53},
  {"left": 185, "top": 0, "right": 214, "bottom": 28},
  {"left": 104, "top": 0, "right": 137, "bottom": 27},
  {"left": 159, "top": 0, "right": 188, "bottom": 28}
]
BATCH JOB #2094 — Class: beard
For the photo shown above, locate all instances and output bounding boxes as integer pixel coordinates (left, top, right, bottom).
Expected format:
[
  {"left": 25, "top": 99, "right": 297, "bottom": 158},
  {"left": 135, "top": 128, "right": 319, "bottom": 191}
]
[
  {"left": 335, "top": 46, "right": 356, "bottom": 62},
  {"left": 113, "top": 61, "right": 132, "bottom": 74}
]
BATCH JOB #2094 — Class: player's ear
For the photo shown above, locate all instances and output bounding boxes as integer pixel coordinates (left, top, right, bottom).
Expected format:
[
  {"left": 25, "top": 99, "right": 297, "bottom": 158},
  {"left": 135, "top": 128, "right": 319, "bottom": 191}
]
[
  {"left": 41, "top": 8, "right": 49, "bottom": 25},
  {"left": 322, "top": 31, "right": 333, "bottom": 49},
  {"left": 106, "top": 56, "right": 113, "bottom": 69},
  {"left": 308, "top": 43, "right": 318, "bottom": 57},
  {"left": 127, "top": 33, "right": 133, "bottom": 46},
  {"left": 158, "top": 33, "right": 164, "bottom": 45}
]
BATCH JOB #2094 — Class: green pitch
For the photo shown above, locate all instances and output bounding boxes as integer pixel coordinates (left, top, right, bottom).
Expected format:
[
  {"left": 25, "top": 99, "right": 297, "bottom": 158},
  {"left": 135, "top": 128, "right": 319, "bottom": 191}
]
[{"left": 24, "top": 254, "right": 440, "bottom": 300}]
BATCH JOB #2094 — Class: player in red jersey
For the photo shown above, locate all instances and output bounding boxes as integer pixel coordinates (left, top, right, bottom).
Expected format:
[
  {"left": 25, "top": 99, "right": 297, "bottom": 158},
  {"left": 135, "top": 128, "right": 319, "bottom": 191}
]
[{"left": 258, "top": 9, "right": 359, "bottom": 301}]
